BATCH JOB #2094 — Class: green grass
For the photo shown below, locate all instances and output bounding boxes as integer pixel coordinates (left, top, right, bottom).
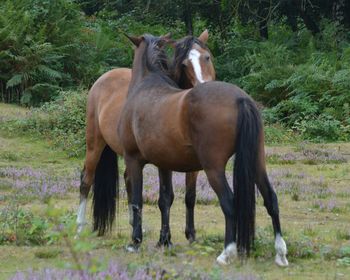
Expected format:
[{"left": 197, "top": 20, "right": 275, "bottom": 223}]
[{"left": 0, "top": 103, "right": 350, "bottom": 279}]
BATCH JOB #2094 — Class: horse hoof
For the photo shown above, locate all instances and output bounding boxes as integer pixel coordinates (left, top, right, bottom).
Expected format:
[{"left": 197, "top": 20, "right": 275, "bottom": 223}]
[
  {"left": 216, "top": 243, "right": 237, "bottom": 265},
  {"left": 275, "top": 254, "right": 289, "bottom": 267},
  {"left": 126, "top": 244, "right": 139, "bottom": 253},
  {"left": 188, "top": 237, "right": 196, "bottom": 244},
  {"left": 157, "top": 240, "right": 173, "bottom": 248},
  {"left": 185, "top": 233, "right": 196, "bottom": 244},
  {"left": 185, "top": 230, "right": 196, "bottom": 243},
  {"left": 216, "top": 254, "right": 229, "bottom": 265}
]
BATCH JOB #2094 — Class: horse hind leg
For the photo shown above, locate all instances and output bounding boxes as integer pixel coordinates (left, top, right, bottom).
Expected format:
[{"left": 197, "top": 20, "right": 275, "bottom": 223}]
[
  {"left": 157, "top": 168, "right": 174, "bottom": 247},
  {"left": 256, "top": 168, "right": 289, "bottom": 267},
  {"left": 185, "top": 171, "right": 198, "bottom": 243},
  {"left": 76, "top": 140, "right": 106, "bottom": 236},
  {"left": 204, "top": 168, "right": 237, "bottom": 265},
  {"left": 76, "top": 167, "right": 90, "bottom": 236}
]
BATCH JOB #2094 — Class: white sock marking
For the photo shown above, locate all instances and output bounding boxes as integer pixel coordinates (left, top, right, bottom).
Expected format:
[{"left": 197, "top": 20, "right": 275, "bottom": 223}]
[
  {"left": 188, "top": 49, "right": 205, "bottom": 83},
  {"left": 275, "top": 234, "right": 289, "bottom": 266},
  {"left": 76, "top": 198, "right": 87, "bottom": 234},
  {"left": 216, "top": 242, "right": 237, "bottom": 265}
]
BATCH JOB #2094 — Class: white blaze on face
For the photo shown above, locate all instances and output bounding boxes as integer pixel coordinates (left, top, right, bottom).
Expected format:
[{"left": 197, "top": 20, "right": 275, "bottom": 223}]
[{"left": 188, "top": 49, "right": 205, "bottom": 83}]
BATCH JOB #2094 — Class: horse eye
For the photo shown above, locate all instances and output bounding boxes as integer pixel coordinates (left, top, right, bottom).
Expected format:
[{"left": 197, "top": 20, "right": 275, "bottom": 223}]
[{"left": 205, "top": 55, "right": 210, "bottom": 62}]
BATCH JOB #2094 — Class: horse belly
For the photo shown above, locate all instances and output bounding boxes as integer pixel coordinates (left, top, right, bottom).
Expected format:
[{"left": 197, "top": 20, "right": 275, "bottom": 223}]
[
  {"left": 134, "top": 120, "right": 201, "bottom": 172},
  {"left": 141, "top": 143, "right": 202, "bottom": 172}
]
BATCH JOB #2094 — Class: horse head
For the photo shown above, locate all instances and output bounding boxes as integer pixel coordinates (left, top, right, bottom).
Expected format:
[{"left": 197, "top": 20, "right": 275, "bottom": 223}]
[{"left": 172, "top": 29, "right": 216, "bottom": 89}]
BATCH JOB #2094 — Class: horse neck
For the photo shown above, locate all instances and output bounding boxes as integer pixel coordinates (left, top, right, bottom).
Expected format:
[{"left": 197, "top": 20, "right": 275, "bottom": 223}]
[
  {"left": 129, "top": 43, "right": 148, "bottom": 94},
  {"left": 179, "top": 71, "right": 194, "bottom": 89},
  {"left": 171, "top": 62, "right": 191, "bottom": 89}
]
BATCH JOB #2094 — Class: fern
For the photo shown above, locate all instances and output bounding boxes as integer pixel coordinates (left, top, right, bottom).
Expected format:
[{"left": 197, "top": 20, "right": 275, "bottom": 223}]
[
  {"left": 36, "top": 65, "right": 62, "bottom": 79},
  {"left": 6, "top": 74, "right": 23, "bottom": 88}
]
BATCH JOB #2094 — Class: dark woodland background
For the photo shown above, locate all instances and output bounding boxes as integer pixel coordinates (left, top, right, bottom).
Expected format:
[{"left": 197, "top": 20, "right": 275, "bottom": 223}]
[{"left": 1, "top": 0, "right": 349, "bottom": 153}]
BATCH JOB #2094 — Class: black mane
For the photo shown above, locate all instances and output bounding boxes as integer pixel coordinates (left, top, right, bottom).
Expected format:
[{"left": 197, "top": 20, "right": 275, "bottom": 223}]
[{"left": 143, "top": 34, "right": 178, "bottom": 87}]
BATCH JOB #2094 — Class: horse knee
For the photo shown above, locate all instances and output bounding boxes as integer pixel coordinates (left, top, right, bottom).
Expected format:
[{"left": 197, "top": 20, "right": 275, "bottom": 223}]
[{"left": 158, "top": 191, "right": 174, "bottom": 210}]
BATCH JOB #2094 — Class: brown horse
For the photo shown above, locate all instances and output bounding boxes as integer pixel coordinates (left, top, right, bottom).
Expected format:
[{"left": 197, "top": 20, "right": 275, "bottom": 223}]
[
  {"left": 117, "top": 34, "right": 289, "bottom": 266},
  {"left": 76, "top": 30, "right": 215, "bottom": 242}
]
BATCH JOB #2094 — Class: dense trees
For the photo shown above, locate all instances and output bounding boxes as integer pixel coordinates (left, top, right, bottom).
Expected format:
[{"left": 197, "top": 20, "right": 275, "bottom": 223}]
[
  {"left": 75, "top": 1, "right": 350, "bottom": 38},
  {"left": 0, "top": 0, "right": 349, "bottom": 141}
]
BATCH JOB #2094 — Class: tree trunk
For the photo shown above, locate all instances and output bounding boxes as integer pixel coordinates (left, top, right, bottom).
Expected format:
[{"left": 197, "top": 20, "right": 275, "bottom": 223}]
[
  {"left": 332, "top": 0, "right": 350, "bottom": 27},
  {"left": 259, "top": 20, "right": 268, "bottom": 39},
  {"left": 292, "top": 0, "right": 320, "bottom": 35},
  {"left": 183, "top": 0, "right": 193, "bottom": 35},
  {"left": 299, "top": 10, "right": 320, "bottom": 34},
  {"left": 146, "top": 0, "right": 151, "bottom": 12},
  {"left": 257, "top": 0, "right": 269, "bottom": 39},
  {"left": 284, "top": 0, "right": 298, "bottom": 32}
]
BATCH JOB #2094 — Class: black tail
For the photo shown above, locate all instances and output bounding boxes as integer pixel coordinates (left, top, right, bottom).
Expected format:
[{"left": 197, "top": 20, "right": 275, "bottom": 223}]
[
  {"left": 234, "top": 98, "right": 262, "bottom": 256},
  {"left": 93, "top": 145, "right": 119, "bottom": 236}
]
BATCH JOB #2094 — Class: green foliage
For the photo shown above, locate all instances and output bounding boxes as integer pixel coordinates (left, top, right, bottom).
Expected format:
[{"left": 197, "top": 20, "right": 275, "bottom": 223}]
[
  {"left": 217, "top": 20, "right": 350, "bottom": 141},
  {"left": 34, "top": 248, "right": 62, "bottom": 259},
  {"left": 0, "top": 0, "right": 81, "bottom": 105},
  {"left": 0, "top": 0, "right": 169, "bottom": 106},
  {"left": 13, "top": 89, "right": 88, "bottom": 157},
  {"left": 0, "top": 206, "right": 48, "bottom": 245},
  {"left": 263, "top": 123, "right": 300, "bottom": 145},
  {"left": 1, "top": 0, "right": 350, "bottom": 142},
  {"left": 295, "top": 114, "right": 344, "bottom": 141}
]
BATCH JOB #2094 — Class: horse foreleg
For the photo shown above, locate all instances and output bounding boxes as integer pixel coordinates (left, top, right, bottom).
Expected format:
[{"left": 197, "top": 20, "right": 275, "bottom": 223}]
[
  {"left": 124, "top": 168, "right": 133, "bottom": 226},
  {"left": 185, "top": 171, "right": 198, "bottom": 243},
  {"left": 125, "top": 156, "right": 145, "bottom": 252},
  {"left": 256, "top": 168, "right": 289, "bottom": 267},
  {"left": 157, "top": 168, "right": 174, "bottom": 247}
]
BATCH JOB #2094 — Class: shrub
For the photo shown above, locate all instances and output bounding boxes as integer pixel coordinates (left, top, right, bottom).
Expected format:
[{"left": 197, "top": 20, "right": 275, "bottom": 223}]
[
  {"left": 0, "top": 207, "right": 48, "bottom": 245},
  {"left": 217, "top": 20, "right": 350, "bottom": 141},
  {"left": 295, "top": 114, "right": 344, "bottom": 141},
  {"left": 15, "top": 89, "right": 87, "bottom": 157}
]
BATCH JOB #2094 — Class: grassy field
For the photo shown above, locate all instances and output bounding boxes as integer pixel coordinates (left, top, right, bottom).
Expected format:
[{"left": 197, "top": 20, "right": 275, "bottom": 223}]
[{"left": 0, "top": 103, "right": 350, "bottom": 279}]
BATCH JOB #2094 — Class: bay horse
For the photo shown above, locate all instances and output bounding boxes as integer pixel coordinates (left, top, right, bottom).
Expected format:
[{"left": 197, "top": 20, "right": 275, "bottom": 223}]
[
  {"left": 117, "top": 34, "right": 289, "bottom": 266},
  {"left": 76, "top": 30, "right": 215, "bottom": 242}
]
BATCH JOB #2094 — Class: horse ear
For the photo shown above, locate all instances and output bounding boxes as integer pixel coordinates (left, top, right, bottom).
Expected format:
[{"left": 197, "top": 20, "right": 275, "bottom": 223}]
[
  {"left": 159, "top": 33, "right": 175, "bottom": 47},
  {"left": 162, "top": 32, "right": 172, "bottom": 40},
  {"left": 198, "top": 29, "right": 209, "bottom": 44},
  {"left": 124, "top": 34, "right": 143, "bottom": 47}
]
